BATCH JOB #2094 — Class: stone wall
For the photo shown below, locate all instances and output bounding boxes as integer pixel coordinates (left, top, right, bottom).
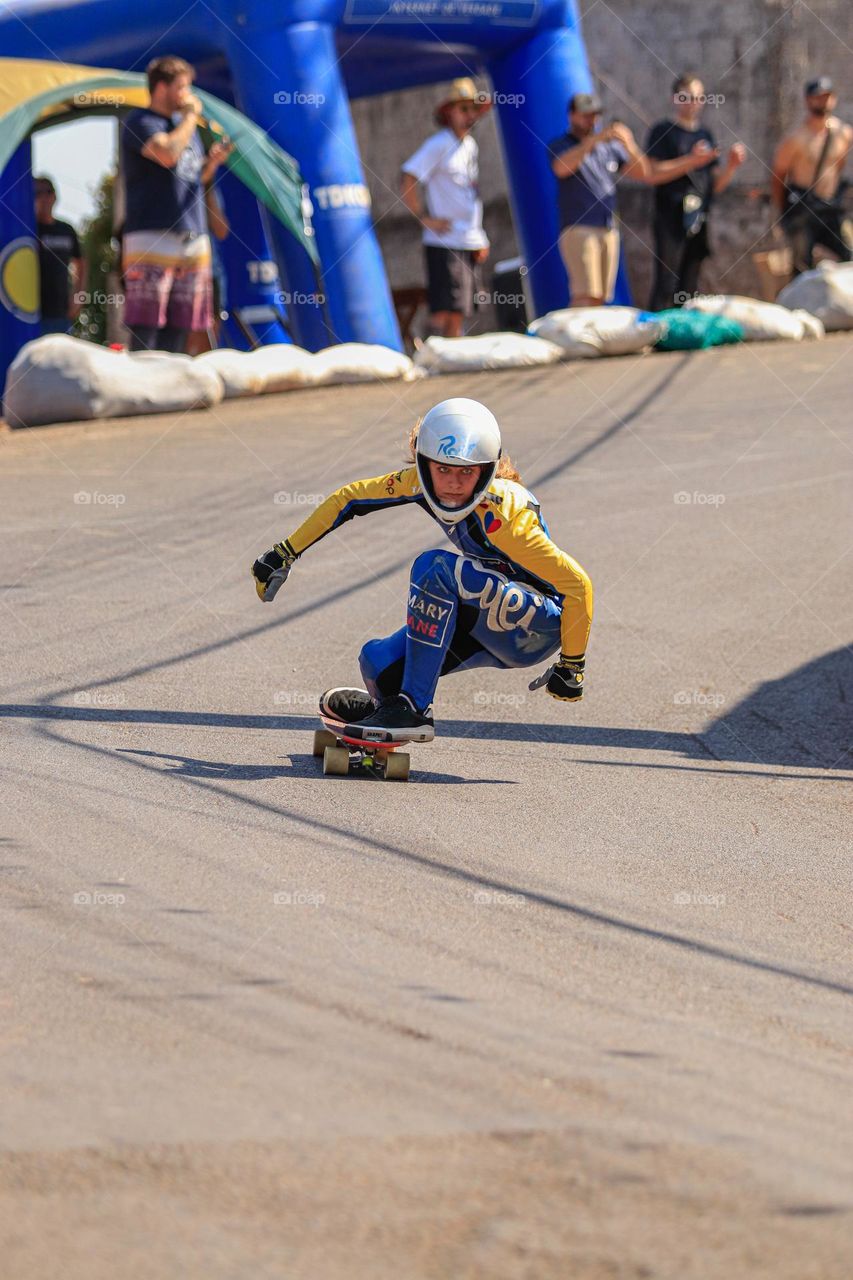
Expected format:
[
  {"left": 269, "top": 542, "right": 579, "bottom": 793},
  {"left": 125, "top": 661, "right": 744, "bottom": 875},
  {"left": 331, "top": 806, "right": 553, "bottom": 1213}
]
[{"left": 348, "top": 0, "right": 853, "bottom": 321}]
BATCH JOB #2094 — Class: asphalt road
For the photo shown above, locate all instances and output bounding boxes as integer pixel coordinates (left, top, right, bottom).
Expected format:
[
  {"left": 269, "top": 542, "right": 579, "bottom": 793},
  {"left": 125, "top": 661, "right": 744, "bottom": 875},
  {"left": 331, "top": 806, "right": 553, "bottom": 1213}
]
[{"left": 1, "top": 337, "right": 851, "bottom": 1279}]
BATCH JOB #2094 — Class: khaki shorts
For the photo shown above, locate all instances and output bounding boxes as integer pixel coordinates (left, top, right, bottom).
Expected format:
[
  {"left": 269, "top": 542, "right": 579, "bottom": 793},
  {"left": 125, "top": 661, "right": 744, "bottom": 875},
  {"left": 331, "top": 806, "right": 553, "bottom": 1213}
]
[{"left": 559, "top": 225, "right": 620, "bottom": 302}]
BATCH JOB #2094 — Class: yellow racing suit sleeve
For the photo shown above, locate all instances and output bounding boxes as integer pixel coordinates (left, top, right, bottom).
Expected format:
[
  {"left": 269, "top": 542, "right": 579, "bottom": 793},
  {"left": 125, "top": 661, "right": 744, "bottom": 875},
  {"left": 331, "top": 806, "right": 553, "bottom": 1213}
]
[
  {"left": 280, "top": 468, "right": 421, "bottom": 558},
  {"left": 483, "top": 505, "right": 593, "bottom": 657}
]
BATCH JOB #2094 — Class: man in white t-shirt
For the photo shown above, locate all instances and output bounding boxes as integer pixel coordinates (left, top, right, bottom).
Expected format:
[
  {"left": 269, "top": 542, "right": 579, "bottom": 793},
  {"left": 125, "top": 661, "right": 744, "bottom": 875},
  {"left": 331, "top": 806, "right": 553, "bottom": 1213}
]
[{"left": 401, "top": 78, "right": 491, "bottom": 337}]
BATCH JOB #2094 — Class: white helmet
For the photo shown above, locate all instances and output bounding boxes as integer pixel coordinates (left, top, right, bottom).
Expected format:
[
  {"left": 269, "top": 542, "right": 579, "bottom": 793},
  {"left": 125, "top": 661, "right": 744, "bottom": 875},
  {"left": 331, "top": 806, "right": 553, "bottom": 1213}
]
[{"left": 415, "top": 398, "right": 502, "bottom": 524}]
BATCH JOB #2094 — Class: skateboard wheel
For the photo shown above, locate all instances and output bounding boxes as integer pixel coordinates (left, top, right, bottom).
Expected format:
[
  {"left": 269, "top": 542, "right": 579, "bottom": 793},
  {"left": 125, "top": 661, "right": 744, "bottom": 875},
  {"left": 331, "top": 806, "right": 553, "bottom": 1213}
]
[
  {"left": 384, "top": 752, "right": 410, "bottom": 781},
  {"left": 313, "top": 729, "right": 338, "bottom": 757},
  {"left": 323, "top": 745, "right": 350, "bottom": 776}
]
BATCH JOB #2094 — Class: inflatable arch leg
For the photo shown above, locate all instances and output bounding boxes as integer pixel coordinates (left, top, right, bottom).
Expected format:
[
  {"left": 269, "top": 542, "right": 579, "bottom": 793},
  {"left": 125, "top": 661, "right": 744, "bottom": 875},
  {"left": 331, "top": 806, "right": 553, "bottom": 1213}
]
[
  {"left": 0, "top": 141, "right": 40, "bottom": 401},
  {"left": 489, "top": 20, "right": 630, "bottom": 315},
  {"left": 218, "top": 11, "right": 402, "bottom": 352},
  {"left": 214, "top": 169, "right": 292, "bottom": 349}
]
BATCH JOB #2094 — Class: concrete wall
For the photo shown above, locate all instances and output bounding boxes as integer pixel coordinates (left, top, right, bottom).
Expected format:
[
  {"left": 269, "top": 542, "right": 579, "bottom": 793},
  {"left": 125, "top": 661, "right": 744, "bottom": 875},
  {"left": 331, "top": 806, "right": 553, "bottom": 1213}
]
[{"left": 350, "top": 0, "right": 853, "bottom": 319}]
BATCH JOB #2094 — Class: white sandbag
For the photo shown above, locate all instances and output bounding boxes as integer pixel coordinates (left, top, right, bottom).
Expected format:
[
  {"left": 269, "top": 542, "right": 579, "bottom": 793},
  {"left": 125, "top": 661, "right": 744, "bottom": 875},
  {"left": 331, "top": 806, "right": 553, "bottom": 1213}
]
[
  {"left": 683, "top": 294, "right": 807, "bottom": 341},
  {"left": 3, "top": 335, "right": 224, "bottom": 428},
  {"left": 413, "top": 332, "right": 564, "bottom": 374},
  {"left": 777, "top": 261, "right": 853, "bottom": 331},
  {"left": 528, "top": 306, "right": 663, "bottom": 357},
  {"left": 196, "top": 344, "right": 315, "bottom": 397},
  {"left": 309, "top": 343, "right": 413, "bottom": 385},
  {"left": 790, "top": 309, "right": 825, "bottom": 340}
]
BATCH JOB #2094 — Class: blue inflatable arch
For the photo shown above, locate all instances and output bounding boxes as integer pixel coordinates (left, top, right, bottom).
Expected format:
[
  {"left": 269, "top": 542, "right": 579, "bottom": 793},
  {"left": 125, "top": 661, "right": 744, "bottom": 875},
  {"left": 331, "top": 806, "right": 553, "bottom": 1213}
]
[{"left": 0, "top": 0, "right": 597, "bottom": 367}]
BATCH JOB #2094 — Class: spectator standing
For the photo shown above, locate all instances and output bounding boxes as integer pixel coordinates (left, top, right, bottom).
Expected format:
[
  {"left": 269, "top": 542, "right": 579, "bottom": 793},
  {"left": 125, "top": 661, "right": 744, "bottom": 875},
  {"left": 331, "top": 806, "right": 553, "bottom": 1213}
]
[
  {"left": 34, "top": 176, "right": 84, "bottom": 336},
  {"left": 548, "top": 92, "right": 718, "bottom": 306},
  {"left": 120, "top": 55, "right": 232, "bottom": 352},
  {"left": 401, "top": 78, "right": 491, "bottom": 338},
  {"left": 645, "top": 72, "right": 745, "bottom": 310},
  {"left": 772, "top": 77, "right": 852, "bottom": 275}
]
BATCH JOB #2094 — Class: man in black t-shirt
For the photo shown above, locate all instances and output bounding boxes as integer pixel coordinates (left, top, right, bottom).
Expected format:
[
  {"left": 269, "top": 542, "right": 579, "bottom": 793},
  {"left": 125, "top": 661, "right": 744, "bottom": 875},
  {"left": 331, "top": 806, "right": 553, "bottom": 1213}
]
[
  {"left": 120, "top": 55, "right": 232, "bottom": 352},
  {"left": 34, "top": 176, "right": 83, "bottom": 336},
  {"left": 645, "top": 72, "right": 745, "bottom": 310}
]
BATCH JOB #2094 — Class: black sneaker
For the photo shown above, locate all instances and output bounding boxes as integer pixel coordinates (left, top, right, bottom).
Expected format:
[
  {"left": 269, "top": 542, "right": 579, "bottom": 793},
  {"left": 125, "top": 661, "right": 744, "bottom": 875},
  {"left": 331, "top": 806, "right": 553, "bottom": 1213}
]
[
  {"left": 345, "top": 693, "right": 435, "bottom": 744},
  {"left": 320, "top": 687, "right": 375, "bottom": 723}
]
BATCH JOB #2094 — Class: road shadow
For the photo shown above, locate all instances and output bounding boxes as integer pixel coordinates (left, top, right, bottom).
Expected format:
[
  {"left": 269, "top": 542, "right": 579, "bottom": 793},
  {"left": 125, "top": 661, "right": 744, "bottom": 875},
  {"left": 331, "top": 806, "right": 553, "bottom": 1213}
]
[
  {"left": 116, "top": 747, "right": 508, "bottom": 786},
  {"left": 700, "top": 644, "right": 852, "bottom": 771},
  {"left": 1, "top": 645, "right": 849, "bottom": 778}
]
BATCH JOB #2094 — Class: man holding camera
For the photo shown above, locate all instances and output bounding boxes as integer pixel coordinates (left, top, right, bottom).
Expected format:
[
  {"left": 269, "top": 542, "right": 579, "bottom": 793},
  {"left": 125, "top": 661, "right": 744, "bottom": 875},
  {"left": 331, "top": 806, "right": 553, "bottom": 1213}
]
[
  {"left": 771, "top": 77, "right": 852, "bottom": 275},
  {"left": 549, "top": 91, "right": 721, "bottom": 307}
]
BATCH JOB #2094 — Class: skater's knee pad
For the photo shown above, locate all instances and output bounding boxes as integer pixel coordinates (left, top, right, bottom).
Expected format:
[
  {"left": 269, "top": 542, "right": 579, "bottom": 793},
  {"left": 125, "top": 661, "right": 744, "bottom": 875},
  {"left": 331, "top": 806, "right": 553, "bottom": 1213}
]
[{"left": 409, "top": 548, "right": 459, "bottom": 596}]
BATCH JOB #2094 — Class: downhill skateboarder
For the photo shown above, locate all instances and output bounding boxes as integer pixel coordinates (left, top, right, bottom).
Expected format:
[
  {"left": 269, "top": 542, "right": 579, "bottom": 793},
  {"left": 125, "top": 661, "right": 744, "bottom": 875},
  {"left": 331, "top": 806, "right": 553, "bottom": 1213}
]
[{"left": 252, "top": 398, "right": 593, "bottom": 742}]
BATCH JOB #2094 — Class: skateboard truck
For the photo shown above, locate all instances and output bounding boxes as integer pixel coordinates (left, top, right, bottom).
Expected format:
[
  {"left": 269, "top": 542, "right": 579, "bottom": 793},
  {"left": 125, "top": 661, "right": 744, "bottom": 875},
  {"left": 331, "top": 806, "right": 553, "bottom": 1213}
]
[{"left": 314, "top": 713, "right": 411, "bottom": 781}]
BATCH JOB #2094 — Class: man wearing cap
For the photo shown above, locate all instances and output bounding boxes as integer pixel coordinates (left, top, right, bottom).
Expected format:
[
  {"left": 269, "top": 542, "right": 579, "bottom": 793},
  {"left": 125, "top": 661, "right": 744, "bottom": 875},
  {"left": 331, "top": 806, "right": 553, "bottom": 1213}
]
[
  {"left": 401, "top": 79, "right": 491, "bottom": 338},
  {"left": 548, "top": 92, "right": 719, "bottom": 307},
  {"left": 34, "top": 176, "right": 84, "bottom": 336},
  {"left": 772, "top": 77, "right": 852, "bottom": 274}
]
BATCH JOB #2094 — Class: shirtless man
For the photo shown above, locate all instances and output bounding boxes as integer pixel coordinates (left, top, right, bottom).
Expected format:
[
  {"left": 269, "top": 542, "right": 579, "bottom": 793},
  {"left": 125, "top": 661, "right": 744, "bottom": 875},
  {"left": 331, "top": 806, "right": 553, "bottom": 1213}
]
[{"left": 772, "top": 77, "right": 853, "bottom": 274}]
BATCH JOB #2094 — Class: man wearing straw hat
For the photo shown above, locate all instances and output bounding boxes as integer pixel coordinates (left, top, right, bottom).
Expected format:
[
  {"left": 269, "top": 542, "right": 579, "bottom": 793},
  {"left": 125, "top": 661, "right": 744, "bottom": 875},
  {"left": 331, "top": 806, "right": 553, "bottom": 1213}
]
[{"left": 401, "top": 78, "right": 491, "bottom": 338}]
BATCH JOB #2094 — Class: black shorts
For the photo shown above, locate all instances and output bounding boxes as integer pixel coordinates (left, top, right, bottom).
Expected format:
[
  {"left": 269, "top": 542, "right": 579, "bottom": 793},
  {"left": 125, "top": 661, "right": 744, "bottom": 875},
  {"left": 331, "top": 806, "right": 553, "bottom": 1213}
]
[{"left": 425, "top": 245, "right": 481, "bottom": 316}]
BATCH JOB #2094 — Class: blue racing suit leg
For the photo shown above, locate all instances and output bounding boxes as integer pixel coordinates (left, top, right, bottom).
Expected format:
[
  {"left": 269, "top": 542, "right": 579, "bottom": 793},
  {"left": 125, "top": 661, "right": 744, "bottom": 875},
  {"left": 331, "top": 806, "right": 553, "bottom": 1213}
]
[{"left": 359, "top": 550, "right": 562, "bottom": 712}]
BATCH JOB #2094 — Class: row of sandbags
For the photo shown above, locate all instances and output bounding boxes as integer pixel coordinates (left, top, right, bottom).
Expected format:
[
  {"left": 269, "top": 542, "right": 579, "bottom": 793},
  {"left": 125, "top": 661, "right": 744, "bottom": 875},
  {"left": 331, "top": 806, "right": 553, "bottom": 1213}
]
[
  {"left": 5, "top": 267, "right": 850, "bottom": 425},
  {"left": 412, "top": 292, "right": 828, "bottom": 375},
  {"left": 198, "top": 340, "right": 414, "bottom": 397},
  {"left": 413, "top": 307, "right": 664, "bottom": 374},
  {"left": 2, "top": 334, "right": 416, "bottom": 428}
]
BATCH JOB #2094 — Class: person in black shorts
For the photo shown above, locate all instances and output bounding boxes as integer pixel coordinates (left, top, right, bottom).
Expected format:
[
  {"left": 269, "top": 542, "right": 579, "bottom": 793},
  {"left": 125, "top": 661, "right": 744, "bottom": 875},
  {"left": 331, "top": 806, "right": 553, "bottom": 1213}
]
[
  {"left": 645, "top": 72, "right": 745, "bottom": 310},
  {"left": 401, "top": 79, "right": 491, "bottom": 337},
  {"left": 34, "top": 176, "right": 84, "bottom": 336}
]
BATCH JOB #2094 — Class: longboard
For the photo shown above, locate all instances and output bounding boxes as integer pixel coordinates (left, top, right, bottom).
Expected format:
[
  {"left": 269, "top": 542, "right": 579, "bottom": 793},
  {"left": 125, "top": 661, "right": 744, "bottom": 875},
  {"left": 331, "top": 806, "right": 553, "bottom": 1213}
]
[{"left": 313, "top": 711, "right": 412, "bottom": 781}]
